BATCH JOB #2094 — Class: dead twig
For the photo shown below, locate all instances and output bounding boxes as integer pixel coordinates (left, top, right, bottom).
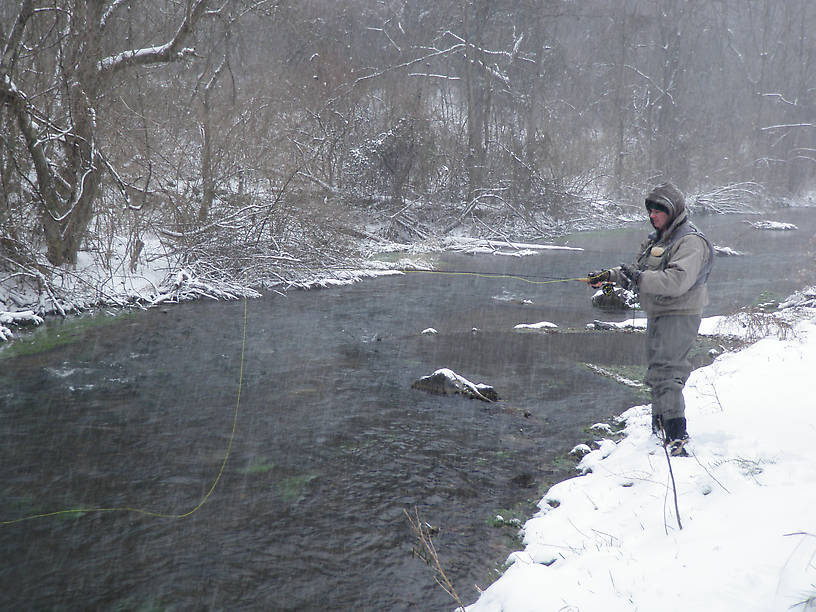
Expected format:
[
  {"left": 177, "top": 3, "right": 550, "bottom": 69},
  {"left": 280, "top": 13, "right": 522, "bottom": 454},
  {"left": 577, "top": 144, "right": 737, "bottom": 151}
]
[
  {"left": 404, "top": 507, "right": 466, "bottom": 612},
  {"left": 662, "top": 443, "right": 683, "bottom": 532}
]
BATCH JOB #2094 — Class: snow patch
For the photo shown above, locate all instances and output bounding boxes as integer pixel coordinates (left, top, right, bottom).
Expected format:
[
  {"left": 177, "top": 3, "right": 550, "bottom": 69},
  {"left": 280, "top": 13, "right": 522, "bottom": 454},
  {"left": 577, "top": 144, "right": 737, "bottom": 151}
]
[
  {"left": 713, "top": 245, "right": 745, "bottom": 256},
  {"left": 513, "top": 321, "right": 557, "bottom": 332},
  {"left": 441, "top": 236, "right": 582, "bottom": 255},
  {"left": 746, "top": 220, "right": 798, "bottom": 231}
]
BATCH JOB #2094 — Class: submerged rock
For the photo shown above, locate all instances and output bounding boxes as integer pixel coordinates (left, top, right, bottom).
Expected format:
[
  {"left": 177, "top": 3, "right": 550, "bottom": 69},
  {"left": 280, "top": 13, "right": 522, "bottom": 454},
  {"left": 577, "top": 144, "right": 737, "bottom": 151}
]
[{"left": 411, "top": 368, "right": 499, "bottom": 402}]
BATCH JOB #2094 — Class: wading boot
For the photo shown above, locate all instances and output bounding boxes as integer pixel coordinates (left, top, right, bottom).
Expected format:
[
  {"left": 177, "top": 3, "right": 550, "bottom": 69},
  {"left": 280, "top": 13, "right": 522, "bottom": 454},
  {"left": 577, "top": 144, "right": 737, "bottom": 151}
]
[
  {"left": 651, "top": 413, "right": 663, "bottom": 435},
  {"left": 663, "top": 417, "right": 690, "bottom": 457}
]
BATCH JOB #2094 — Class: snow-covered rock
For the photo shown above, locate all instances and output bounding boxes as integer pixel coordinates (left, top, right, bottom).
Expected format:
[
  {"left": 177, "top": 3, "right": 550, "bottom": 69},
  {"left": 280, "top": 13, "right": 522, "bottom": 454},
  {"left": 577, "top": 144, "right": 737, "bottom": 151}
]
[
  {"left": 714, "top": 245, "right": 745, "bottom": 256},
  {"left": 513, "top": 321, "right": 557, "bottom": 332},
  {"left": 746, "top": 219, "right": 798, "bottom": 231},
  {"left": 411, "top": 368, "right": 499, "bottom": 402},
  {"left": 591, "top": 286, "right": 639, "bottom": 310}
]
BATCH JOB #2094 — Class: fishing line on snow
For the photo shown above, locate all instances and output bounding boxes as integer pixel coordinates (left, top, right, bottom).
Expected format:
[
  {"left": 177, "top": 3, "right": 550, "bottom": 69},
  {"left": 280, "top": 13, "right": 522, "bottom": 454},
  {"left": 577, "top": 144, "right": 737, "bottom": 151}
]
[{"left": 0, "top": 286, "right": 249, "bottom": 526}]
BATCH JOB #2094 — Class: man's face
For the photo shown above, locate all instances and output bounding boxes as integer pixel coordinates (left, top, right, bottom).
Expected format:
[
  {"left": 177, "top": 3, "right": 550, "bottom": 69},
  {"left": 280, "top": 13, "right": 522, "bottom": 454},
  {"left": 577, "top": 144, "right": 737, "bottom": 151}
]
[{"left": 649, "top": 207, "right": 670, "bottom": 230}]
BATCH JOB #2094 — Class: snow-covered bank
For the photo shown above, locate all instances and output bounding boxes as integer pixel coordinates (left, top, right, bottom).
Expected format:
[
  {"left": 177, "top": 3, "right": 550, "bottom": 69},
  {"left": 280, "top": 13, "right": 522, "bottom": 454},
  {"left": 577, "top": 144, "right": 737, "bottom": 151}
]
[
  {"left": 588, "top": 311, "right": 797, "bottom": 343},
  {"left": 0, "top": 235, "right": 576, "bottom": 342},
  {"left": 439, "top": 237, "right": 583, "bottom": 256},
  {"left": 466, "top": 304, "right": 816, "bottom": 612}
]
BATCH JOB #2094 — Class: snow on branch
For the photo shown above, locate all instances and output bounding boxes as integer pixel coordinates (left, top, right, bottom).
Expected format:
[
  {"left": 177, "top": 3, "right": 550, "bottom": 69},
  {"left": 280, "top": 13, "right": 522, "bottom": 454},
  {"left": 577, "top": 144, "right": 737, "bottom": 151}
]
[
  {"left": 441, "top": 30, "right": 514, "bottom": 88},
  {"left": 761, "top": 93, "right": 798, "bottom": 106},
  {"left": 779, "top": 286, "right": 816, "bottom": 310},
  {"left": 149, "top": 269, "right": 261, "bottom": 306},
  {"left": 692, "top": 182, "right": 763, "bottom": 215},
  {"left": 408, "top": 72, "right": 460, "bottom": 81},
  {"left": 0, "top": 310, "right": 44, "bottom": 342},
  {"left": 2, "top": 1, "right": 35, "bottom": 73},
  {"left": 442, "top": 30, "right": 531, "bottom": 63},
  {"left": 99, "top": 0, "right": 128, "bottom": 30},
  {"left": 346, "top": 42, "right": 465, "bottom": 87},
  {"left": 98, "top": 44, "right": 197, "bottom": 72},
  {"left": 97, "top": 0, "right": 209, "bottom": 74},
  {"left": 746, "top": 220, "right": 798, "bottom": 231},
  {"left": 760, "top": 123, "right": 815, "bottom": 131}
]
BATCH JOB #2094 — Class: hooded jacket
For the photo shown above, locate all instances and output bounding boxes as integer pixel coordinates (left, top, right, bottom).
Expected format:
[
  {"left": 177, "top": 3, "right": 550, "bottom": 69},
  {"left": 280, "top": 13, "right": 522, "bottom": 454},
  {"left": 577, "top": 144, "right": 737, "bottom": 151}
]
[{"left": 611, "top": 183, "right": 714, "bottom": 317}]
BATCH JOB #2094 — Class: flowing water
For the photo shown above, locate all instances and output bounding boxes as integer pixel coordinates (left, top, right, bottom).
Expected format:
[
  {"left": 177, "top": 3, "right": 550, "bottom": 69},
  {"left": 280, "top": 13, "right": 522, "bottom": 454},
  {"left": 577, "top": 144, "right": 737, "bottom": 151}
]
[{"left": 1, "top": 209, "right": 814, "bottom": 611}]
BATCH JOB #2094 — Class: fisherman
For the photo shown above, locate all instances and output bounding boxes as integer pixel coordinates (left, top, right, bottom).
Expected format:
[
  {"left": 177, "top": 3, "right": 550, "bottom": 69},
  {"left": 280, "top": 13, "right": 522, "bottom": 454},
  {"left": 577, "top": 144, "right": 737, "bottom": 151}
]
[{"left": 588, "top": 183, "right": 714, "bottom": 456}]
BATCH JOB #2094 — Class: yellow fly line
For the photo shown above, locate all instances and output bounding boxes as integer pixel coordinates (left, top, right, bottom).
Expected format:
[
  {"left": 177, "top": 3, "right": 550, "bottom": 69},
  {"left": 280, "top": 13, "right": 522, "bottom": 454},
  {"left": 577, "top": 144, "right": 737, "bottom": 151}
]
[
  {"left": 1, "top": 289, "right": 249, "bottom": 526},
  {"left": 401, "top": 268, "right": 591, "bottom": 285},
  {"left": 1, "top": 267, "right": 601, "bottom": 526}
]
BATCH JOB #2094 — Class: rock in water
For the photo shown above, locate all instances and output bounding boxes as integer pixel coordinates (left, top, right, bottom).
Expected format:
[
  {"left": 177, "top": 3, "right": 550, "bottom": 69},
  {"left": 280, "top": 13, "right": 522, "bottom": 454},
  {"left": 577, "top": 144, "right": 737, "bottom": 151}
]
[
  {"left": 591, "top": 286, "right": 638, "bottom": 311},
  {"left": 411, "top": 368, "right": 498, "bottom": 402}
]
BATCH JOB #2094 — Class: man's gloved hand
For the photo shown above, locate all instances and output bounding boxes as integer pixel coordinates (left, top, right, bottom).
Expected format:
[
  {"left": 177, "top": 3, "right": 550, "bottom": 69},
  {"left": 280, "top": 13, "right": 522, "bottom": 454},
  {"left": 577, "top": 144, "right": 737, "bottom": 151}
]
[
  {"left": 618, "top": 263, "right": 641, "bottom": 290},
  {"left": 587, "top": 269, "right": 611, "bottom": 287}
]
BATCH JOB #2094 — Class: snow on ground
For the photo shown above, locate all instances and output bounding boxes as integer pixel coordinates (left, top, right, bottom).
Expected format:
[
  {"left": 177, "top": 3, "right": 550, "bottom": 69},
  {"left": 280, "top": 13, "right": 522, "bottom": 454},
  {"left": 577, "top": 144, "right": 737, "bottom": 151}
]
[
  {"left": 440, "top": 236, "right": 583, "bottom": 256},
  {"left": 713, "top": 245, "right": 745, "bottom": 257},
  {"left": 286, "top": 268, "right": 402, "bottom": 290},
  {"left": 466, "top": 307, "right": 816, "bottom": 612},
  {"left": 746, "top": 220, "right": 799, "bottom": 231},
  {"left": 514, "top": 321, "right": 558, "bottom": 332},
  {"left": 0, "top": 310, "right": 43, "bottom": 341},
  {"left": 0, "top": 236, "right": 578, "bottom": 340},
  {"left": 584, "top": 363, "right": 643, "bottom": 388},
  {"left": 586, "top": 312, "right": 795, "bottom": 342}
]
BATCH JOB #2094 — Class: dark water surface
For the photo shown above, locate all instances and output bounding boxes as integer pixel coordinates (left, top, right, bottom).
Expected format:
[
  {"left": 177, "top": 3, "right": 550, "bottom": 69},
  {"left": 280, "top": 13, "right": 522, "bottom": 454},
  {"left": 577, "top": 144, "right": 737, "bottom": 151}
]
[{"left": 1, "top": 209, "right": 814, "bottom": 611}]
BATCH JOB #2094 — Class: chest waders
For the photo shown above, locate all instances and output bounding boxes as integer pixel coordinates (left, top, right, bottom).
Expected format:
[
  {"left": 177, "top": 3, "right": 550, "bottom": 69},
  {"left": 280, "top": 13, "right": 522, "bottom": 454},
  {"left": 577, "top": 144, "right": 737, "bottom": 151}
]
[
  {"left": 636, "top": 220, "right": 715, "bottom": 290},
  {"left": 637, "top": 218, "right": 714, "bottom": 447}
]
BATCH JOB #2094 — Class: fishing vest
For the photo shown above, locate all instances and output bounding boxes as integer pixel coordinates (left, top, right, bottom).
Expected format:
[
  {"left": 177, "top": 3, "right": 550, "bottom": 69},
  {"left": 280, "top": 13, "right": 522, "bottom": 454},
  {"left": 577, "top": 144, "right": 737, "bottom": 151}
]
[{"left": 637, "top": 219, "right": 715, "bottom": 291}]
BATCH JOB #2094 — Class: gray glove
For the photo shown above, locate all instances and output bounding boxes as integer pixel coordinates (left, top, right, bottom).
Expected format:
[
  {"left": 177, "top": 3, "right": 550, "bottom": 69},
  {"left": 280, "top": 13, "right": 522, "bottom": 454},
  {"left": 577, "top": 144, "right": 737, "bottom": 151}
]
[{"left": 618, "top": 263, "right": 641, "bottom": 291}]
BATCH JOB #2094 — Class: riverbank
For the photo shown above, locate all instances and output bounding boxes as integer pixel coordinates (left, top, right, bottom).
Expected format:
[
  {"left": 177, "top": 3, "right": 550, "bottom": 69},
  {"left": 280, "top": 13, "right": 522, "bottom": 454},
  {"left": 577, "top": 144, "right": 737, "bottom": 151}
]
[
  {"left": 0, "top": 232, "right": 527, "bottom": 333},
  {"left": 0, "top": 197, "right": 809, "bottom": 340},
  {"left": 465, "top": 293, "right": 816, "bottom": 611},
  {"left": 0, "top": 230, "right": 600, "bottom": 344}
]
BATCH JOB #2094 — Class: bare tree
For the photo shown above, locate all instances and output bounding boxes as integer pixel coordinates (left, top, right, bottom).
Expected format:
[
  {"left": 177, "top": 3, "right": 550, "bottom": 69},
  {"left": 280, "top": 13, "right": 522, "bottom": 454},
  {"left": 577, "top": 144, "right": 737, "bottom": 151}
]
[
  {"left": 3, "top": 0, "right": 816, "bottom": 304},
  {"left": 0, "top": 0, "right": 218, "bottom": 266}
]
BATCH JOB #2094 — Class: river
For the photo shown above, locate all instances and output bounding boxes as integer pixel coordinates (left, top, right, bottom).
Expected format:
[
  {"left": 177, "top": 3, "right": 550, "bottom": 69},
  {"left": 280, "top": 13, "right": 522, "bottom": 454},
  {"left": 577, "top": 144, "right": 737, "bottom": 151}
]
[{"left": 1, "top": 208, "right": 814, "bottom": 611}]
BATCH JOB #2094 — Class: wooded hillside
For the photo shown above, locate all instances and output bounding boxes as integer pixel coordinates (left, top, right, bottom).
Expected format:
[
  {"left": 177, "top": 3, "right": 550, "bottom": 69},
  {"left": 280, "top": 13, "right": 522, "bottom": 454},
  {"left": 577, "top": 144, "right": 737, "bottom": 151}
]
[{"left": 1, "top": 0, "right": 813, "bottom": 296}]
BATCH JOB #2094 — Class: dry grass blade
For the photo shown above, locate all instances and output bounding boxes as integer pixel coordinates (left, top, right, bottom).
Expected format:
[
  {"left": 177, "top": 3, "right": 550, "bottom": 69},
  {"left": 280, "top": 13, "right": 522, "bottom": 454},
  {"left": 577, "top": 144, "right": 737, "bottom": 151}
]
[{"left": 404, "top": 507, "right": 466, "bottom": 612}]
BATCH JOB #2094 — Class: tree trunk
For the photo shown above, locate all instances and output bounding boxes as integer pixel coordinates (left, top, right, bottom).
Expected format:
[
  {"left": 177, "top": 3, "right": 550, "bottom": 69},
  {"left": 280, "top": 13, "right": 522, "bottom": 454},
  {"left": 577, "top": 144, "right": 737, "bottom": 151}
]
[
  {"left": 200, "top": 93, "right": 215, "bottom": 223},
  {"left": 613, "top": 1, "right": 629, "bottom": 197},
  {"left": 463, "top": 0, "right": 488, "bottom": 204}
]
